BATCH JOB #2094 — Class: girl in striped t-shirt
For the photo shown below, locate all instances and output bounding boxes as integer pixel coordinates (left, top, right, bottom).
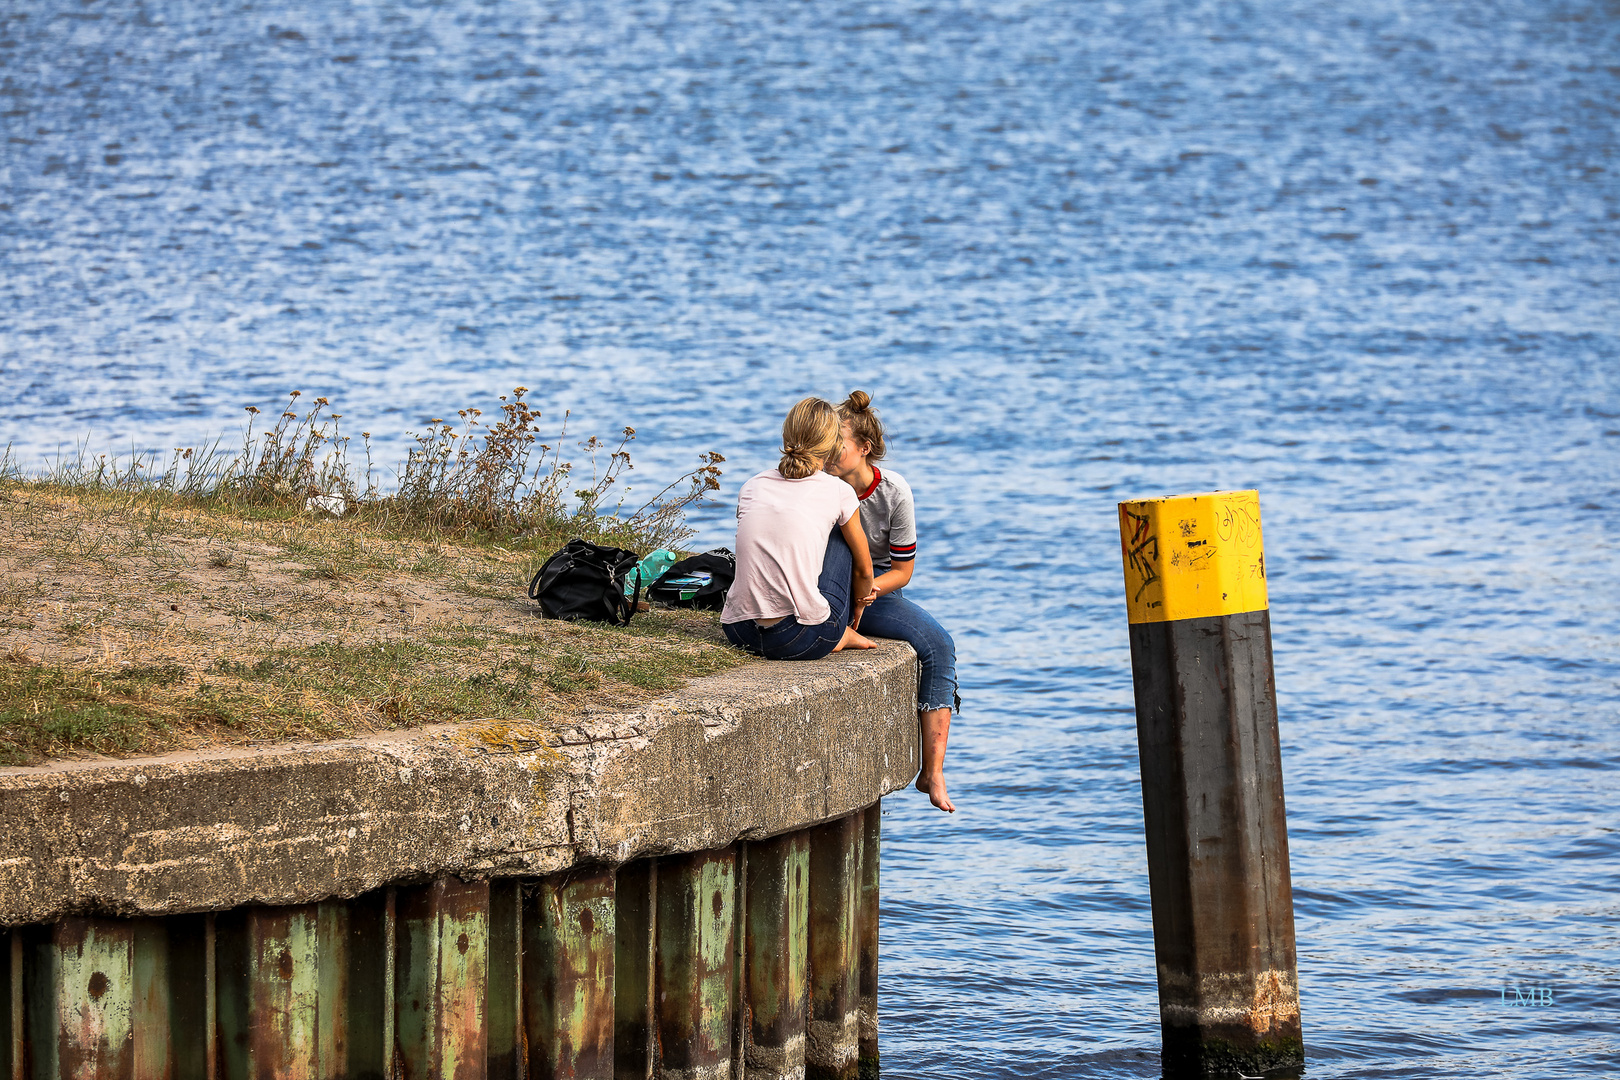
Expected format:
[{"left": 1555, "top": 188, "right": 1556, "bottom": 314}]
[{"left": 827, "top": 391, "right": 959, "bottom": 813}]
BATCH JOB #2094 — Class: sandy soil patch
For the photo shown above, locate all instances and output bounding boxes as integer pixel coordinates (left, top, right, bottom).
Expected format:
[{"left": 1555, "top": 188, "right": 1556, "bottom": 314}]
[{"left": 0, "top": 484, "right": 746, "bottom": 765}]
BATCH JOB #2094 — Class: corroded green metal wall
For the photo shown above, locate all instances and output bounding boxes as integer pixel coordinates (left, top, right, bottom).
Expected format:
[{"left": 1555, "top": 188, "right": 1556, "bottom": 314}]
[{"left": 0, "top": 805, "right": 881, "bottom": 1080}]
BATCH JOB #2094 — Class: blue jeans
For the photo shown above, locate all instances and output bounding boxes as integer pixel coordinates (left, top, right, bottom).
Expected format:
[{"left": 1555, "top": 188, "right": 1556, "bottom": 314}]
[
  {"left": 859, "top": 588, "right": 958, "bottom": 712},
  {"left": 723, "top": 529, "right": 854, "bottom": 661}
]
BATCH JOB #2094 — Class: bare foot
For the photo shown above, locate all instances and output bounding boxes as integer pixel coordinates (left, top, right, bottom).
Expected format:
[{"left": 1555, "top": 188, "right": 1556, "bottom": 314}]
[
  {"left": 832, "top": 626, "right": 876, "bottom": 652},
  {"left": 915, "top": 771, "right": 955, "bottom": 813},
  {"left": 915, "top": 707, "right": 955, "bottom": 812}
]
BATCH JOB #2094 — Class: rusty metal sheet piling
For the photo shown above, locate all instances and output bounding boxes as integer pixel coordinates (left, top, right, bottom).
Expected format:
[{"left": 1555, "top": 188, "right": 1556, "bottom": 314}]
[
  {"left": 653, "top": 851, "right": 735, "bottom": 1080},
  {"left": 728, "top": 845, "right": 745, "bottom": 1080},
  {"left": 805, "top": 818, "right": 860, "bottom": 1080},
  {"left": 215, "top": 902, "right": 349, "bottom": 1080},
  {"left": 855, "top": 808, "right": 879, "bottom": 1080},
  {"left": 611, "top": 862, "right": 654, "bottom": 1080},
  {"left": 487, "top": 882, "right": 523, "bottom": 1080},
  {"left": 394, "top": 877, "right": 490, "bottom": 1080},
  {"left": 152, "top": 915, "right": 210, "bottom": 1080},
  {"left": 742, "top": 833, "right": 809, "bottom": 1080},
  {"left": 1119, "top": 491, "right": 1304, "bottom": 1075},
  {"left": 525, "top": 870, "right": 616, "bottom": 1080},
  {"left": 29, "top": 917, "right": 137, "bottom": 1080},
  {"left": 129, "top": 920, "right": 171, "bottom": 1080},
  {"left": 1, "top": 804, "right": 893, "bottom": 1080},
  {"left": 4, "top": 932, "right": 17, "bottom": 1080},
  {"left": 344, "top": 889, "right": 395, "bottom": 1080}
]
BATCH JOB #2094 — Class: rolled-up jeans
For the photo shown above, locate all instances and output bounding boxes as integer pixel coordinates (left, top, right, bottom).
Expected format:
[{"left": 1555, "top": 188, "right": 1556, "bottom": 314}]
[
  {"left": 859, "top": 587, "right": 958, "bottom": 712},
  {"left": 723, "top": 529, "right": 853, "bottom": 661}
]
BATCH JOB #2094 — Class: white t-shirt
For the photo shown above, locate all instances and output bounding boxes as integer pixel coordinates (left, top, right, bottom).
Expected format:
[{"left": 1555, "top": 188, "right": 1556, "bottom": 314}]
[{"left": 721, "top": 469, "right": 860, "bottom": 626}]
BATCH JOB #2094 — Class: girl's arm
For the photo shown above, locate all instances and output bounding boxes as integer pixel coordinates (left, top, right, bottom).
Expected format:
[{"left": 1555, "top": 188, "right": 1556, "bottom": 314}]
[
  {"left": 870, "top": 559, "right": 913, "bottom": 600},
  {"left": 840, "top": 515, "right": 875, "bottom": 625}
]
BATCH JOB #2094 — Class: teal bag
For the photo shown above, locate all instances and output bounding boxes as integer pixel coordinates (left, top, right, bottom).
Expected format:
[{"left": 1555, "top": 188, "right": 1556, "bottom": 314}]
[{"left": 625, "top": 549, "right": 678, "bottom": 598}]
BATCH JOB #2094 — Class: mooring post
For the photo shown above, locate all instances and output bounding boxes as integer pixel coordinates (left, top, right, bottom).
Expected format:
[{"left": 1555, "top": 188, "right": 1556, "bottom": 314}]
[{"left": 1117, "top": 490, "right": 1303, "bottom": 1075}]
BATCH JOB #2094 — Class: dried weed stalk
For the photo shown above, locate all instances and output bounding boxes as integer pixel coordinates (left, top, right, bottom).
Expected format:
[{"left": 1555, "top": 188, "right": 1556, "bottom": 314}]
[{"left": 1, "top": 389, "right": 725, "bottom": 553}]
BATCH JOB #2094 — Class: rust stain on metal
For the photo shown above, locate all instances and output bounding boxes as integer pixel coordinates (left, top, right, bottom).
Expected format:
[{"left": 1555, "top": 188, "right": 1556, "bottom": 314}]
[
  {"left": 49, "top": 917, "right": 136, "bottom": 1080},
  {"left": 395, "top": 877, "right": 489, "bottom": 1080},
  {"left": 655, "top": 850, "right": 736, "bottom": 1079},
  {"left": 856, "top": 806, "right": 880, "bottom": 1080},
  {"left": 806, "top": 817, "right": 860, "bottom": 1080},
  {"left": 4, "top": 805, "right": 892, "bottom": 1080},
  {"left": 526, "top": 869, "right": 616, "bottom": 1079},
  {"left": 744, "top": 831, "right": 811, "bottom": 1079}
]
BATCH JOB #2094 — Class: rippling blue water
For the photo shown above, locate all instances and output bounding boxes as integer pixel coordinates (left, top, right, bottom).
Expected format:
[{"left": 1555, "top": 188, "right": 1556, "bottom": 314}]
[{"left": 3, "top": 0, "right": 1618, "bottom": 1074}]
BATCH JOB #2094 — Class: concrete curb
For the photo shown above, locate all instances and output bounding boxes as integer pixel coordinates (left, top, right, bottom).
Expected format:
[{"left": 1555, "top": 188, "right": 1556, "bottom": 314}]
[{"left": 0, "top": 642, "right": 918, "bottom": 925}]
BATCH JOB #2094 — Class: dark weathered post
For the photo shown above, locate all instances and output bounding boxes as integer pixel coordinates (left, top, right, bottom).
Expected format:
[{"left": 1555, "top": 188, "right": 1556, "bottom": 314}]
[
  {"left": 613, "top": 860, "right": 656, "bottom": 1080},
  {"left": 488, "top": 881, "right": 524, "bottom": 1080},
  {"left": 28, "top": 917, "right": 139, "bottom": 1079},
  {"left": 856, "top": 806, "right": 880, "bottom": 1080},
  {"left": 216, "top": 902, "right": 350, "bottom": 1078},
  {"left": 805, "top": 817, "right": 861, "bottom": 1080},
  {"left": 743, "top": 832, "right": 810, "bottom": 1079},
  {"left": 525, "top": 869, "right": 617, "bottom": 1079},
  {"left": 654, "top": 850, "right": 737, "bottom": 1080},
  {"left": 394, "top": 877, "right": 490, "bottom": 1080},
  {"left": 1117, "top": 490, "right": 1303, "bottom": 1075}
]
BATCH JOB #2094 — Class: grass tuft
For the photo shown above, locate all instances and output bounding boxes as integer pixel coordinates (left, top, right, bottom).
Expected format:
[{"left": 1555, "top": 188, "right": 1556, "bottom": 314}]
[
  {"left": 543, "top": 651, "right": 602, "bottom": 695},
  {"left": 0, "top": 387, "right": 726, "bottom": 555}
]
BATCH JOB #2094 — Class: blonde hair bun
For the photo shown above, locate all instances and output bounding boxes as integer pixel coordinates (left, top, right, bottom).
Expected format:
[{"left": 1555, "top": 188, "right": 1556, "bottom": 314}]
[{"left": 778, "top": 397, "right": 843, "bottom": 479}]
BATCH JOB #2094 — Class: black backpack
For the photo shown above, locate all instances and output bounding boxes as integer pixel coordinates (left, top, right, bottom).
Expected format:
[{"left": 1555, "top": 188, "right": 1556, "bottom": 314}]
[
  {"left": 527, "top": 539, "right": 643, "bottom": 626},
  {"left": 647, "top": 549, "right": 736, "bottom": 611}
]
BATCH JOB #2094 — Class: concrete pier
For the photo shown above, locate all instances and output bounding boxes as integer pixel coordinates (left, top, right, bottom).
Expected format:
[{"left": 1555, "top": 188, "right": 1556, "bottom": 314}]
[
  {"left": 1118, "top": 491, "right": 1304, "bottom": 1075},
  {"left": 0, "top": 644, "right": 917, "bottom": 1079}
]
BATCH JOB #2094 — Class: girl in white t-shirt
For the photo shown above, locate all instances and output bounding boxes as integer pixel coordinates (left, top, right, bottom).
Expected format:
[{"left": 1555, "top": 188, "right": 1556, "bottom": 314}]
[{"left": 721, "top": 397, "right": 877, "bottom": 660}]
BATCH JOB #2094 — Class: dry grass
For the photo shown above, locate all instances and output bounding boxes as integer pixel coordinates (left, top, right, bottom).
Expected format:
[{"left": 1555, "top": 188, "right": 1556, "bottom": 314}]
[
  {"left": 0, "top": 484, "right": 748, "bottom": 767},
  {"left": 5, "top": 387, "right": 726, "bottom": 554}
]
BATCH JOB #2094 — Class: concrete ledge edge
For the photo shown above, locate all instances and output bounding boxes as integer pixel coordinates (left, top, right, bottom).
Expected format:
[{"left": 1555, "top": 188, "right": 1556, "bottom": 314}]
[{"left": 0, "top": 641, "right": 919, "bottom": 924}]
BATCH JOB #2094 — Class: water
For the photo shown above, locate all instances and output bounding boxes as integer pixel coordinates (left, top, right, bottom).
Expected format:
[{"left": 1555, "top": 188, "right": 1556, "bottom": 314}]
[{"left": 3, "top": 0, "right": 1618, "bottom": 1074}]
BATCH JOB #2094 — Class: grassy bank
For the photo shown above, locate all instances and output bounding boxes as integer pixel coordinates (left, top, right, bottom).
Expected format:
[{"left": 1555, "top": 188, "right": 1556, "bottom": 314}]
[{"left": 0, "top": 392, "right": 745, "bottom": 766}]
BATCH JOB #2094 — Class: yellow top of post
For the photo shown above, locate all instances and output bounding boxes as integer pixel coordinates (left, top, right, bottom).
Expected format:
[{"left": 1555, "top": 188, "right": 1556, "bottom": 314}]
[{"left": 1118, "top": 490, "right": 1268, "bottom": 624}]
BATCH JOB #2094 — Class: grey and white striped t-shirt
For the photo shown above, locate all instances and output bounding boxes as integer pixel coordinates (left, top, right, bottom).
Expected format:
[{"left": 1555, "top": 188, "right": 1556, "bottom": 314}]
[{"left": 854, "top": 466, "right": 917, "bottom": 574}]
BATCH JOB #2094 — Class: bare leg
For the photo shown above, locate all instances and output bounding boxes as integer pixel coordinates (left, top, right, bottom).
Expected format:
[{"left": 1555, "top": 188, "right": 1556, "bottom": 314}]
[
  {"left": 914, "top": 706, "right": 954, "bottom": 812},
  {"left": 832, "top": 625, "right": 876, "bottom": 652}
]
